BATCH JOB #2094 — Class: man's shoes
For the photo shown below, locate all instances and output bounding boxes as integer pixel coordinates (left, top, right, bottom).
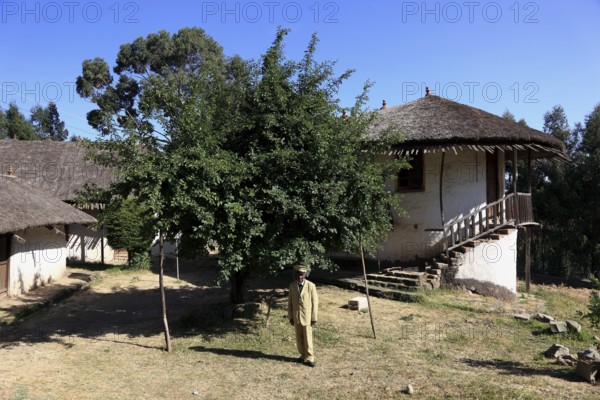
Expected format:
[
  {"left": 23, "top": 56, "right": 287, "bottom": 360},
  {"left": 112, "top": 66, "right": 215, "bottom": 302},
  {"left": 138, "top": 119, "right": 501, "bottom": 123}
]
[
  {"left": 297, "top": 357, "right": 305, "bottom": 363},
  {"left": 304, "top": 361, "right": 317, "bottom": 368}
]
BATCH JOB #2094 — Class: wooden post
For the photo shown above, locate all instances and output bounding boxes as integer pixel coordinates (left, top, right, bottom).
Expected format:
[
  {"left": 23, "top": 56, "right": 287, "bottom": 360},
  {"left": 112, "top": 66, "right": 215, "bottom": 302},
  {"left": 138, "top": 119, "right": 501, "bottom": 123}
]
[
  {"left": 512, "top": 148, "right": 518, "bottom": 194},
  {"left": 175, "top": 237, "right": 180, "bottom": 282},
  {"left": 360, "top": 235, "right": 376, "bottom": 339},
  {"left": 439, "top": 151, "right": 451, "bottom": 266},
  {"left": 525, "top": 227, "right": 531, "bottom": 293},
  {"left": 527, "top": 149, "right": 532, "bottom": 194},
  {"left": 525, "top": 149, "right": 532, "bottom": 293},
  {"left": 159, "top": 231, "right": 172, "bottom": 352},
  {"left": 100, "top": 225, "right": 105, "bottom": 265}
]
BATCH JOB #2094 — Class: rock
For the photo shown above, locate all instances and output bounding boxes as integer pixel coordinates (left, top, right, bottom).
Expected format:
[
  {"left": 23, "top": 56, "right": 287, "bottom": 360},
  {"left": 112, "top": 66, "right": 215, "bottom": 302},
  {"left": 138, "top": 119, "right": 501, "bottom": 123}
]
[
  {"left": 514, "top": 313, "right": 531, "bottom": 321},
  {"left": 549, "top": 321, "right": 568, "bottom": 333},
  {"left": 545, "top": 344, "right": 569, "bottom": 358},
  {"left": 594, "top": 335, "right": 600, "bottom": 342},
  {"left": 566, "top": 320, "right": 582, "bottom": 333},
  {"left": 404, "top": 384, "right": 414, "bottom": 395},
  {"left": 575, "top": 359, "right": 600, "bottom": 383},
  {"left": 578, "top": 348, "right": 600, "bottom": 361},
  {"left": 348, "top": 297, "right": 368, "bottom": 311},
  {"left": 192, "top": 391, "right": 199, "bottom": 395},
  {"left": 534, "top": 313, "right": 555, "bottom": 322},
  {"left": 557, "top": 355, "right": 577, "bottom": 366}
]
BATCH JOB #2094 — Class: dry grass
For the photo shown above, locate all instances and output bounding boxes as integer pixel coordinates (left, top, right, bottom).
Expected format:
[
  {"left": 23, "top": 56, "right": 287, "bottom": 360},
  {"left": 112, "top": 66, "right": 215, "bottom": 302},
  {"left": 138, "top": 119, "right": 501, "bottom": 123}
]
[{"left": 0, "top": 263, "right": 599, "bottom": 400}]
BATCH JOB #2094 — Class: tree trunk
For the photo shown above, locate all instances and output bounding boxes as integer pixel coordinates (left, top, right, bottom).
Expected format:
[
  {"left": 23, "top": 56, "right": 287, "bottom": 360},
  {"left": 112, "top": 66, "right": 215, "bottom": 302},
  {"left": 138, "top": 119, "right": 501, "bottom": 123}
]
[
  {"left": 229, "top": 267, "right": 249, "bottom": 304},
  {"left": 159, "top": 231, "right": 171, "bottom": 352}
]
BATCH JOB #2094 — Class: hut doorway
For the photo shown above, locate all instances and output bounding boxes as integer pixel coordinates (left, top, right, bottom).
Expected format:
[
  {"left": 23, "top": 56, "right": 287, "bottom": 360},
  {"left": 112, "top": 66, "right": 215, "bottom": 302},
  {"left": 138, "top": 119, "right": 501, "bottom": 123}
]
[
  {"left": 0, "top": 234, "right": 10, "bottom": 295},
  {"left": 486, "top": 151, "right": 500, "bottom": 203}
]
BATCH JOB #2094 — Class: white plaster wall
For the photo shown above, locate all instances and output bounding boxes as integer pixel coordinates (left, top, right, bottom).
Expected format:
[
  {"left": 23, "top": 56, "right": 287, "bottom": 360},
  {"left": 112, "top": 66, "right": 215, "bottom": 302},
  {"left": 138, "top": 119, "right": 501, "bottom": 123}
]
[
  {"left": 379, "top": 150, "right": 488, "bottom": 262},
  {"left": 455, "top": 229, "right": 518, "bottom": 293},
  {"left": 9, "top": 227, "right": 67, "bottom": 296},
  {"left": 67, "top": 222, "right": 126, "bottom": 265}
]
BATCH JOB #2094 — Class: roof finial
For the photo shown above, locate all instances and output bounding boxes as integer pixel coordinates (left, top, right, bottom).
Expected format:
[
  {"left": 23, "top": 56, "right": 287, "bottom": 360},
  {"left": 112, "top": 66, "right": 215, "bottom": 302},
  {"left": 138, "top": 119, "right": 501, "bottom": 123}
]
[
  {"left": 341, "top": 110, "right": 348, "bottom": 119},
  {"left": 381, "top": 99, "right": 387, "bottom": 109},
  {"left": 425, "top": 87, "right": 430, "bottom": 97}
]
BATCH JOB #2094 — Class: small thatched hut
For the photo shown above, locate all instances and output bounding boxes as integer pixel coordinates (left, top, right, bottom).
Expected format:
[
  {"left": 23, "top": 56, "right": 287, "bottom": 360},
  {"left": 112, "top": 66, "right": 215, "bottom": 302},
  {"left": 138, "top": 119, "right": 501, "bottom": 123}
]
[
  {"left": 0, "top": 174, "right": 96, "bottom": 296},
  {"left": 366, "top": 93, "right": 568, "bottom": 292},
  {"left": 0, "top": 140, "right": 126, "bottom": 265}
]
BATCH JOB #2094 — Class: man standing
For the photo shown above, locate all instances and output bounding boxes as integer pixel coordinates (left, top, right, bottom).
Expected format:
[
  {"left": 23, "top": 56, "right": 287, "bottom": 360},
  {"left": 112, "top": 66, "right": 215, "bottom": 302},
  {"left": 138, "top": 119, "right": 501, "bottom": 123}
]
[{"left": 288, "top": 264, "right": 319, "bottom": 367}]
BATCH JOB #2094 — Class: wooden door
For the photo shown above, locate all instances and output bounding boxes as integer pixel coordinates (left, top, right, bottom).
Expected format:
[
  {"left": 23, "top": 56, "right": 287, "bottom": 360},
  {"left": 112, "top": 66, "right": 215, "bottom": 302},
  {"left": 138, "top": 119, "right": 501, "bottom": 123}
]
[
  {"left": 486, "top": 151, "right": 499, "bottom": 203},
  {"left": 0, "top": 234, "right": 10, "bottom": 295}
]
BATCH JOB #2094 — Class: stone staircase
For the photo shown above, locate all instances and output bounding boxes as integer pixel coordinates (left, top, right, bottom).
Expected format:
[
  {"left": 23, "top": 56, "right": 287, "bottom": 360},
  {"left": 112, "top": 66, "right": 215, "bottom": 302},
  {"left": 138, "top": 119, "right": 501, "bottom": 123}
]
[{"left": 314, "top": 227, "right": 517, "bottom": 303}]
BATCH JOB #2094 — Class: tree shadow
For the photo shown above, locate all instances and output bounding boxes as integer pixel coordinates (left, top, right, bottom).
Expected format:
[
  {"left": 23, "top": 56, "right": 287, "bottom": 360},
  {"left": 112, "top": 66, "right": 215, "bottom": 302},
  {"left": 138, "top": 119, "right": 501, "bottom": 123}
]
[
  {"left": 0, "top": 283, "right": 230, "bottom": 350},
  {"left": 461, "top": 358, "right": 583, "bottom": 382},
  {"left": 190, "top": 345, "right": 298, "bottom": 364},
  {"left": 0, "top": 262, "right": 288, "bottom": 350}
]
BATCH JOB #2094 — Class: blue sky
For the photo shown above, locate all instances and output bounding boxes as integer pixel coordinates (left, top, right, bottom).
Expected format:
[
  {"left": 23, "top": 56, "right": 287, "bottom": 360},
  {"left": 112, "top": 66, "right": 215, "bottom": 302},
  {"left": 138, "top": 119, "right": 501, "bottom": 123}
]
[{"left": 1, "top": 0, "right": 599, "bottom": 139}]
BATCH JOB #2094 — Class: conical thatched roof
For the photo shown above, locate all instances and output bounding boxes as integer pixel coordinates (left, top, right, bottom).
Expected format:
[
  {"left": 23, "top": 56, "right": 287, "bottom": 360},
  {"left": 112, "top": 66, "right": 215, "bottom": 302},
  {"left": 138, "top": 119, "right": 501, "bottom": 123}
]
[
  {"left": 368, "top": 95, "right": 568, "bottom": 161},
  {"left": 0, "top": 140, "right": 113, "bottom": 201},
  {"left": 0, "top": 175, "right": 97, "bottom": 234}
]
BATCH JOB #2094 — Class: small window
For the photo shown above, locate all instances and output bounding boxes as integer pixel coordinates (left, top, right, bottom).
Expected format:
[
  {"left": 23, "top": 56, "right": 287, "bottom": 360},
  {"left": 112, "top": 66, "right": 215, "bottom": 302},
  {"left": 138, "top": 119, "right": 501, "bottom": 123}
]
[{"left": 398, "top": 152, "right": 424, "bottom": 191}]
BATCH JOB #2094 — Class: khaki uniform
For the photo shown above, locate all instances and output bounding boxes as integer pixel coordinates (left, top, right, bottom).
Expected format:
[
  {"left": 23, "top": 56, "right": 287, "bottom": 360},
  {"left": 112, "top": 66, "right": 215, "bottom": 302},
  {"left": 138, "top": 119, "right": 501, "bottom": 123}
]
[{"left": 288, "top": 279, "right": 319, "bottom": 363}]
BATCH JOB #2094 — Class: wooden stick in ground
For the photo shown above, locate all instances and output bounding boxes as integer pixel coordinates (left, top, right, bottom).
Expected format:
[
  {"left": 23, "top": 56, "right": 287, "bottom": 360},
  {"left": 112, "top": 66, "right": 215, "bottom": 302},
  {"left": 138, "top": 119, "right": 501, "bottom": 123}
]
[
  {"left": 159, "top": 231, "right": 172, "bottom": 352},
  {"left": 360, "top": 236, "right": 377, "bottom": 339}
]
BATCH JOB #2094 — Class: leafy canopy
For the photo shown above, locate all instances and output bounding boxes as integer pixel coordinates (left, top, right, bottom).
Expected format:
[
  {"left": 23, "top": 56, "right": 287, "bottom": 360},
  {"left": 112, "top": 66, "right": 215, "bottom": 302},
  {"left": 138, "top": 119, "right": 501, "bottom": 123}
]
[{"left": 76, "top": 27, "right": 402, "bottom": 300}]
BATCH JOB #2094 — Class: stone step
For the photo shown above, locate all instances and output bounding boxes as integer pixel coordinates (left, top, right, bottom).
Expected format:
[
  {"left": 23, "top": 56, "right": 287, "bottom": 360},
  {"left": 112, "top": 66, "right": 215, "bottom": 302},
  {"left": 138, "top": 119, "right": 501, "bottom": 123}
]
[
  {"left": 367, "top": 279, "right": 424, "bottom": 291},
  {"left": 310, "top": 275, "right": 425, "bottom": 302},
  {"left": 366, "top": 286, "right": 426, "bottom": 303},
  {"left": 366, "top": 274, "right": 424, "bottom": 286}
]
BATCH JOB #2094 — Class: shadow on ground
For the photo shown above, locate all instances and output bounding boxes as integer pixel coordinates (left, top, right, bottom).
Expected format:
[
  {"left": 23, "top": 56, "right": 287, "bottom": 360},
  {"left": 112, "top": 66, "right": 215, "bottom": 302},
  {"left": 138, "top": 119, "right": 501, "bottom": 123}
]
[
  {"left": 190, "top": 345, "right": 299, "bottom": 363},
  {"left": 0, "top": 258, "right": 289, "bottom": 350},
  {"left": 461, "top": 358, "right": 583, "bottom": 382}
]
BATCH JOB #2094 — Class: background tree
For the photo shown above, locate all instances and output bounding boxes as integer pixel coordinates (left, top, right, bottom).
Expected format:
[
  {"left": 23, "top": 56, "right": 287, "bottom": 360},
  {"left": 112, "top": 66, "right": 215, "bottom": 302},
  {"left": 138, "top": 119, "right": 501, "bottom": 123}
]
[
  {"left": 577, "top": 104, "right": 600, "bottom": 276},
  {"left": 101, "top": 197, "right": 156, "bottom": 267},
  {"left": 1, "top": 102, "right": 68, "bottom": 140},
  {"left": 0, "top": 108, "right": 7, "bottom": 139},
  {"left": 30, "top": 102, "right": 69, "bottom": 140},
  {"left": 5, "top": 103, "right": 37, "bottom": 140}
]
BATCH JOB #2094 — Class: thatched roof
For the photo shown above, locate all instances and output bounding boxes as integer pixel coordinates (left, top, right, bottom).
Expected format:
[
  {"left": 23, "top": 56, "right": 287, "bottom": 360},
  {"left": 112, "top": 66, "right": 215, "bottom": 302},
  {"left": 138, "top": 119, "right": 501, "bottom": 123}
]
[
  {"left": 0, "top": 140, "right": 113, "bottom": 201},
  {"left": 0, "top": 175, "right": 97, "bottom": 235},
  {"left": 368, "top": 95, "right": 568, "bottom": 161}
]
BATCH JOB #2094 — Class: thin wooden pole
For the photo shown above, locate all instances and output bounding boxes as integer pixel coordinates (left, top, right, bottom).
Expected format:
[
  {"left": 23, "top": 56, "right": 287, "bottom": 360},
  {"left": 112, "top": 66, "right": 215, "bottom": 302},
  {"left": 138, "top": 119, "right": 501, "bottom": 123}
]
[
  {"left": 175, "top": 237, "right": 180, "bottom": 282},
  {"left": 159, "top": 231, "right": 172, "bottom": 352},
  {"left": 360, "top": 235, "right": 376, "bottom": 339},
  {"left": 525, "top": 227, "right": 531, "bottom": 293}
]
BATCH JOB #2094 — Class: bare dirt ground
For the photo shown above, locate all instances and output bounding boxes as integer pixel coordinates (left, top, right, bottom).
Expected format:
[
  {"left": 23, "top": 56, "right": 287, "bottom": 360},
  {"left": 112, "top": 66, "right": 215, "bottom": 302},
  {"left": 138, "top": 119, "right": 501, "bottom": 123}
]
[{"left": 1, "top": 259, "right": 599, "bottom": 400}]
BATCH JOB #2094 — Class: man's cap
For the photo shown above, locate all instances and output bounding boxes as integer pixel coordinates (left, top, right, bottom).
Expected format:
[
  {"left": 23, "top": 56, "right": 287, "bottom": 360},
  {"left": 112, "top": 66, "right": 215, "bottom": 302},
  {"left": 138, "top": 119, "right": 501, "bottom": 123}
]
[{"left": 293, "top": 265, "right": 308, "bottom": 273}]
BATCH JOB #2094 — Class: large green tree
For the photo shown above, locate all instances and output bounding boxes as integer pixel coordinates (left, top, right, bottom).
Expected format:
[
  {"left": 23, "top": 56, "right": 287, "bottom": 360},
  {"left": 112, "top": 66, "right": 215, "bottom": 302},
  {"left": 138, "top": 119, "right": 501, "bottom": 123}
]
[
  {"left": 77, "top": 27, "right": 233, "bottom": 351},
  {"left": 184, "top": 30, "right": 402, "bottom": 303},
  {"left": 77, "top": 27, "right": 402, "bottom": 309}
]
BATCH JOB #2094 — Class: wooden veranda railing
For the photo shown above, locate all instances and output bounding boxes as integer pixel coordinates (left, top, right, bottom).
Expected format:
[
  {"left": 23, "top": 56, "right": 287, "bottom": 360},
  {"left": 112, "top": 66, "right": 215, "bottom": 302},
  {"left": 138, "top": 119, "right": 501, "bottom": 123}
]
[{"left": 443, "top": 192, "right": 533, "bottom": 251}]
